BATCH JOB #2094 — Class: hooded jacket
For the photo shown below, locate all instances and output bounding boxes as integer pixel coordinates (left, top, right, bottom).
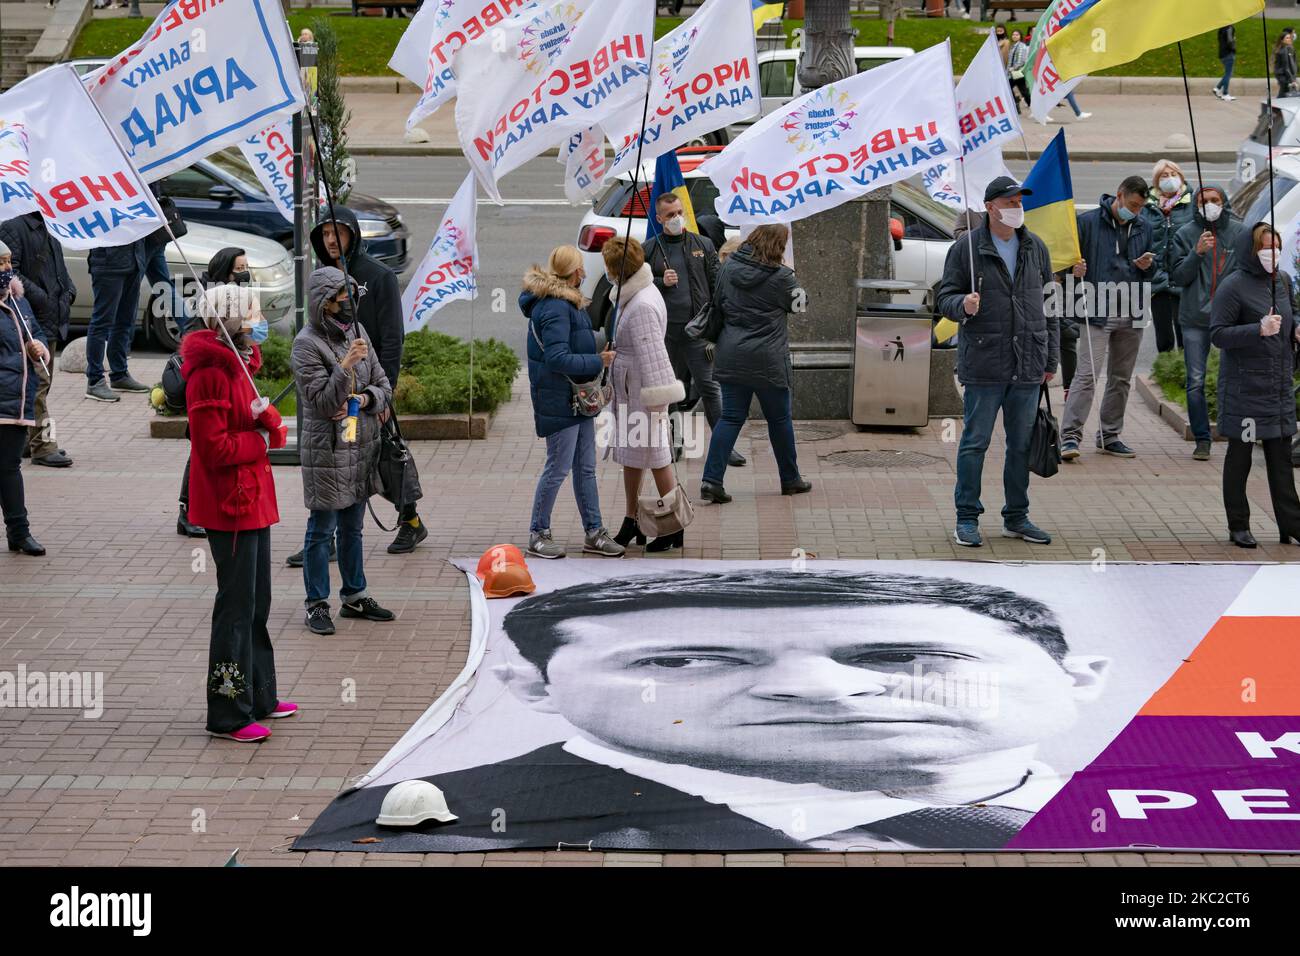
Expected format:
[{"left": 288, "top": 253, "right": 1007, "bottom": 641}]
[
  {"left": 201, "top": 247, "right": 244, "bottom": 287},
  {"left": 311, "top": 206, "right": 404, "bottom": 387},
  {"left": 1169, "top": 185, "right": 1245, "bottom": 330},
  {"left": 937, "top": 222, "right": 1058, "bottom": 387},
  {"left": 1140, "top": 185, "right": 1195, "bottom": 296},
  {"left": 291, "top": 267, "right": 392, "bottom": 512},
  {"left": 1210, "top": 222, "right": 1298, "bottom": 442},
  {"left": 181, "top": 330, "right": 281, "bottom": 532},
  {"left": 0, "top": 212, "right": 75, "bottom": 342},
  {"left": 1075, "top": 194, "right": 1155, "bottom": 326},
  {"left": 0, "top": 292, "right": 46, "bottom": 427},
  {"left": 711, "top": 245, "right": 802, "bottom": 390},
  {"left": 520, "top": 267, "right": 603, "bottom": 439}
]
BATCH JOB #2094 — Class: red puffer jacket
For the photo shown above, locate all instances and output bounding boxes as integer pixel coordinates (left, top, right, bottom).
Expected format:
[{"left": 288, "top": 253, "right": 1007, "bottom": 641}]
[{"left": 182, "top": 330, "right": 283, "bottom": 532}]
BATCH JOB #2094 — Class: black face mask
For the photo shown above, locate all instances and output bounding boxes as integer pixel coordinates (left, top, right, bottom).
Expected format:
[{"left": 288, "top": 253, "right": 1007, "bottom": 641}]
[
  {"left": 333, "top": 300, "right": 355, "bottom": 326},
  {"left": 232, "top": 270, "right": 252, "bottom": 285}
]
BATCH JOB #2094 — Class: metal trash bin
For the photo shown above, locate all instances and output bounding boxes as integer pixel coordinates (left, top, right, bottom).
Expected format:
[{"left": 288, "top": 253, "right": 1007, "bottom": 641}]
[{"left": 852, "top": 300, "right": 933, "bottom": 427}]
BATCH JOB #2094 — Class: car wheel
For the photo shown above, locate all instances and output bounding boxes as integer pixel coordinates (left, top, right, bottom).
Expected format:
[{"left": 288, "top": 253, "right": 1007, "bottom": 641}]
[{"left": 148, "top": 290, "right": 183, "bottom": 353}]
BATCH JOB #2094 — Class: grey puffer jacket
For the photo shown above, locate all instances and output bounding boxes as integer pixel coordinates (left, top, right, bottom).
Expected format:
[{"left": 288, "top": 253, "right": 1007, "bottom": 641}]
[
  {"left": 711, "top": 245, "right": 801, "bottom": 390},
  {"left": 291, "top": 267, "right": 393, "bottom": 512}
]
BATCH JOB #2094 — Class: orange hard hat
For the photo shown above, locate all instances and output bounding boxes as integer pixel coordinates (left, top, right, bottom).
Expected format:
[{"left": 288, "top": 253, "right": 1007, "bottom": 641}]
[
  {"left": 475, "top": 544, "right": 527, "bottom": 580},
  {"left": 481, "top": 561, "right": 536, "bottom": 599}
]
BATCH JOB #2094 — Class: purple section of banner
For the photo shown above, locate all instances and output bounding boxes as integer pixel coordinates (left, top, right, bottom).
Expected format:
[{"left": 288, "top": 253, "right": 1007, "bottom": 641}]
[{"left": 1010, "top": 717, "right": 1300, "bottom": 851}]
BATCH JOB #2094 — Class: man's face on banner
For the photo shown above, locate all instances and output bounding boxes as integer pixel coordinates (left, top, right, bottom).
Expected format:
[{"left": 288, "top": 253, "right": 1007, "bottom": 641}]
[{"left": 506, "top": 603, "right": 1108, "bottom": 786}]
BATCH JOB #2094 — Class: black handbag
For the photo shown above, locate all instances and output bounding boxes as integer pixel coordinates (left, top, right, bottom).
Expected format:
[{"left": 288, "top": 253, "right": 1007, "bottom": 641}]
[
  {"left": 1029, "top": 384, "right": 1062, "bottom": 479},
  {"left": 376, "top": 415, "right": 423, "bottom": 507},
  {"left": 161, "top": 352, "right": 187, "bottom": 413}
]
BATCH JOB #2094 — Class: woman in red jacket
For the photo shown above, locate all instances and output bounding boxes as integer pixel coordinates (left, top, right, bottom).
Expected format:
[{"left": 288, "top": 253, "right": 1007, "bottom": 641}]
[{"left": 183, "top": 285, "right": 294, "bottom": 742}]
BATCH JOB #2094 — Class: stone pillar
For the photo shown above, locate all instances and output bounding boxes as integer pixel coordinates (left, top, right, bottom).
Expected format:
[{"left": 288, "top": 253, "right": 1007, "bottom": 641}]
[
  {"left": 789, "top": 189, "right": 894, "bottom": 420},
  {"left": 798, "top": 0, "right": 857, "bottom": 91}
]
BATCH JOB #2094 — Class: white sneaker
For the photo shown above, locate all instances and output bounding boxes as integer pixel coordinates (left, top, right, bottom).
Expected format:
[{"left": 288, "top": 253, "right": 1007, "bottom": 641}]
[
  {"left": 1223, "top": 94, "right": 1236, "bottom": 102},
  {"left": 1213, "top": 88, "right": 1225, "bottom": 100},
  {"left": 1076, "top": 112, "right": 1092, "bottom": 120}
]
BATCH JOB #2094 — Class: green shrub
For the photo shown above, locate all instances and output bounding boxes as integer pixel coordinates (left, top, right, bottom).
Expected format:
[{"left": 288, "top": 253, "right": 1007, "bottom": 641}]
[
  {"left": 257, "top": 333, "right": 294, "bottom": 380},
  {"left": 396, "top": 330, "right": 519, "bottom": 416}
]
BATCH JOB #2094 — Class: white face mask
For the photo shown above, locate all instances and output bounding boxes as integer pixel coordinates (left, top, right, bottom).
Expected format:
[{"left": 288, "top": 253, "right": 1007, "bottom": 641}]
[
  {"left": 1258, "top": 249, "right": 1279, "bottom": 273},
  {"left": 1159, "top": 176, "right": 1181, "bottom": 195},
  {"left": 1201, "top": 202, "right": 1223, "bottom": 223},
  {"left": 663, "top": 214, "right": 686, "bottom": 237},
  {"left": 998, "top": 206, "right": 1025, "bottom": 229}
]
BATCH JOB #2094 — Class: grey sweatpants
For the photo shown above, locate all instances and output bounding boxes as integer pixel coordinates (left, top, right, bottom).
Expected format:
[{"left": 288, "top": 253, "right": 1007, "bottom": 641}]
[{"left": 1060, "top": 323, "right": 1144, "bottom": 446}]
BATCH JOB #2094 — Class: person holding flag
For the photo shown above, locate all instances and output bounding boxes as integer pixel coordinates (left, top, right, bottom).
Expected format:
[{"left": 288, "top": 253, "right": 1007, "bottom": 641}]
[
  {"left": 936, "top": 176, "right": 1060, "bottom": 549},
  {"left": 0, "top": 243, "right": 49, "bottom": 557}
]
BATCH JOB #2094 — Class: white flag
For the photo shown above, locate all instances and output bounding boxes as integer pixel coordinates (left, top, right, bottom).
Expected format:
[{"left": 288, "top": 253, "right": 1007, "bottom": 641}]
[
  {"left": 453, "top": 0, "right": 654, "bottom": 202},
  {"left": 397, "top": 0, "right": 544, "bottom": 132},
  {"left": 238, "top": 119, "right": 295, "bottom": 223},
  {"left": 0, "top": 66, "right": 165, "bottom": 249},
  {"left": 559, "top": 125, "right": 608, "bottom": 204},
  {"left": 604, "top": 0, "right": 760, "bottom": 179},
  {"left": 402, "top": 173, "right": 479, "bottom": 335},
  {"left": 85, "top": 0, "right": 306, "bottom": 182},
  {"left": 1027, "top": 0, "right": 1086, "bottom": 124},
  {"left": 703, "top": 41, "right": 962, "bottom": 226},
  {"left": 922, "top": 150, "right": 1013, "bottom": 212},
  {"left": 956, "top": 31, "right": 1022, "bottom": 162}
]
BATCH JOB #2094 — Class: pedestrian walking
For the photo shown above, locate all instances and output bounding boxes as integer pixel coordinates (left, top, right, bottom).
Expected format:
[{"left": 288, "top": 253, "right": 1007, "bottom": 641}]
[
  {"left": 1007, "top": 30, "right": 1032, "bottom": 114},
  {"left": 1215, "top": 25, "right": 1237, "bottom": 101},
  {"left": 520, "top": 245, "right": 623, "bottom": 560},
  {"left": 83, "top": 236, "right": 148, "bottom": 402},
  {"left": 292, "top": 267, "right": 397, "bottom": 636},
  {"left": 0, "top": 212, "right": 75, "bottom": 468},
  {"left": 1210, "top": 222, "right": 1300, "bottom": 549},
  {"left": 603, "top": 236, "right": 688, "bottom": 553},
  {"left": 1141, "top": 159, "right": 1196, "bottom": 354},
  {"left": 936, "top": 176, "right": 1059, "bottom": 548},
  {"left": 699, "top": 224, "right": 812, "bottom": 505},
  {"left": 0, "top": 246, "right": 49, "bottom": 557},
  {"left": 1059, "top": 176, "right": 1155, "bottom": 462},
  {"left": 994, "top": 25, "right": 1010, "bottom": 69},
  {"left": 184, "top": 285, "right": 293, "bottom": 741},
  {"left": 1170, "top": 185, "right": 1244, "bottom": 461},
  {"left": 1275, "top": 29, "right": 1298, "bottom": 98}
]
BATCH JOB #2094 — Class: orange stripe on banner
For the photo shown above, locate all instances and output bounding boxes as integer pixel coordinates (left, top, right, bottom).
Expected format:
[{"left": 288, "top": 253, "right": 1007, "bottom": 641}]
[{"left": 1140, "top": 618, "right": 1300, "bottom": 716}]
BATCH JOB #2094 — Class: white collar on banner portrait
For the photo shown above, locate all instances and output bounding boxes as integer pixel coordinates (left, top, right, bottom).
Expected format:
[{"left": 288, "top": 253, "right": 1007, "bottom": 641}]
[{"left": 563, "top": 735, "right": 1064, "bottom": 845}]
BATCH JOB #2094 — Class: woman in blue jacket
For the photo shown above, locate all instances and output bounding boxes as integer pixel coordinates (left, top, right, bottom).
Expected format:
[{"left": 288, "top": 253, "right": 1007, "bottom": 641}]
[
  {"left": 520, "top": 246, "right": 623, "bottom": 560},
  {"left": 0, "top": 241, "right": 50, "bottom": 556}
]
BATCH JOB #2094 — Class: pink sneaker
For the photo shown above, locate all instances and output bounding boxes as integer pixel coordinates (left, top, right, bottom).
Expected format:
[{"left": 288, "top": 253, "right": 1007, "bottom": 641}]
[
  {"left": 267, "top": 701, "right": 298, "bottom": 719},
  {"left": 209, "top": 723, "right": 271, "bottom": 742}
]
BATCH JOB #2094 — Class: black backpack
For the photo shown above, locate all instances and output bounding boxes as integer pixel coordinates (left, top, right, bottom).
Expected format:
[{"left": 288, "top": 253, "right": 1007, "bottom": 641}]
[{"left": 161, "top": 352, "right": 187, "bottom": 413}]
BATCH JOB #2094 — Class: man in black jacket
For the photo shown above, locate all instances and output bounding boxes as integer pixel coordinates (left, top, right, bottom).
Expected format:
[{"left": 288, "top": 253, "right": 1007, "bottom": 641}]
[
  {"left": 1215, "top": 25, "right": 1237, "bottom": 101},
  {"left": 84, "top": 238, "right": 148, "bottom": 402},
  {"left": 644, "top": 194, "right": 745, "bottom": 466},
  {"left": 0, "top": 214, "right": 75, "bottom": 466},
  {"left": 937, "top": 176, "right": 1059, "bottom": 549},
  {"left": 308, "top": 207, "right": 426, "bottom": 555}
]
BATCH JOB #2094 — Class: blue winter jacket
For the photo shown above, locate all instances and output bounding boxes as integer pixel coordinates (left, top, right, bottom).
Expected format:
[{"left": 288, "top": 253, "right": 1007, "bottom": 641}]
[
  {"left": 521, "top": 268, "right": 603, "bottom": 438},
  {"left": 0, "top": 293, "right": 47, "bottom": 426},
  {"left": 1076, "top": 194, "right": 1155, "bottom": 326}
]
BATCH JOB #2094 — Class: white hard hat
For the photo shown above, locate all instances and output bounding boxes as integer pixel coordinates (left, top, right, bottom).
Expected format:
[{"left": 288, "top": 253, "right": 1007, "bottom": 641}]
[{"left": 376, "top": 780, "right": 458, "bottom": 827}]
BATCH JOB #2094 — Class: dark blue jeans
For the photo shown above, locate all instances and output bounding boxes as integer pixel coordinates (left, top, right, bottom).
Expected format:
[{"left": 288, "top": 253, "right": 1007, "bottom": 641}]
[
  {"left": 1181, "top": 325, "right": 1212, "bottom": 443},
  {"left": 955, "top": 383, "right": 1040, "bottom": 524},
  {"left": 145, "top": 243, "right": 189, "bottom": 337},
  {"left": 304, "top": 500, "right": 366, "bottom": 608},
  {"left": 1217, "top": 54, "right": 1235, "bottom": 94},
  {"left": 85, "top": 268, "right": 142, "bottom": 385},
  {"left": 703, "top": 382, "right": 800, "bottom": 486}
]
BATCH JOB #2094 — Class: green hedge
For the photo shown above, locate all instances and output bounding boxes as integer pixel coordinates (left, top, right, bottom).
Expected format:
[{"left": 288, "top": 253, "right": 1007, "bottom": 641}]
[{"left": 394, "top": 329, "right": 519, "bottom": 416}]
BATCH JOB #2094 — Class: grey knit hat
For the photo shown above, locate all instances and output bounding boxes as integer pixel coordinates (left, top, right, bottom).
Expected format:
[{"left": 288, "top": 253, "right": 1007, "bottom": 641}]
[{"left": 0, "top": 240, "right": 10, "bottom": 258}]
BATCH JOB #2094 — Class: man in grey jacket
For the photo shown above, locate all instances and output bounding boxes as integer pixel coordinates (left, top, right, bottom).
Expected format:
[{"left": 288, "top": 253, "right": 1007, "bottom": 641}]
[
  {"left": 936, "top": 176, "right": 1059, "bottom": 549},
  {"left": 291, "top": 267, "right": 397, "bottom": 636}
]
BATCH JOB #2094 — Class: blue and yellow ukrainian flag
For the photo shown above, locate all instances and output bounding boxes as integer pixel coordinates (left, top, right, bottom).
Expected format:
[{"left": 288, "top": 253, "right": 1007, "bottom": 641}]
[
  {"left": 752, "top": 1, "right": 784, "bottom": 33},
  {"left": 645, "top": 152, "right": 698, "bottom": 240},
  {"left": 1046, "top": 0, "right": 1264, "bottom": 82},
  {"left": 1022, "top": 129, "right": 1081, "bottom": 272}
]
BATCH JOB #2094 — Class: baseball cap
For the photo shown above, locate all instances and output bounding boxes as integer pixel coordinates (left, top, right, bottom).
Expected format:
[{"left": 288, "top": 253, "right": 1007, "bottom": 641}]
[{"left": 985, "top": 176, "right": 1033, "bottom": 203}]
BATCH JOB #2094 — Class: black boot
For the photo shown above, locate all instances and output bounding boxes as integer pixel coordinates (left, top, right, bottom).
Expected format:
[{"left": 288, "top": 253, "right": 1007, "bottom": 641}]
[
  {"left": 8, "top": 535, "right": 45, "bottom": 556},
  {"left": 613, "top": 516, "right": 646, "bottom": 547},
  {"left": 645, "top": 530, "right": 683, "bottom": 553},
  {"left": 1229, "top": 530, "right": 1258, "bottom": 549},
  {"left": 177, "top": 506, "right": 206, "bottom": 538}
]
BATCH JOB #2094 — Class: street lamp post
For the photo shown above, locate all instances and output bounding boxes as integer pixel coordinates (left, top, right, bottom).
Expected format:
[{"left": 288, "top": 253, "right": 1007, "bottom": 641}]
[
  {"left": 128, "top": 0, "right": 143, "bottom": 18},
  {"left": 797, "top": 0, "right": 856, "bottom": 92}
]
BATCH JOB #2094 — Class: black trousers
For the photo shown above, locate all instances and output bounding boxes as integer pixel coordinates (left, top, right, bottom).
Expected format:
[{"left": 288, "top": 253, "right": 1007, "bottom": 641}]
[
  {"left": 1151, "top": 291, "right": 1183, "bottom": 353},
  {"left": 1059, "top": 329, "right": 1078, "bottom": 392},
  {"left": 0, "top": 424, "right": 30, "bottom": 542},
  {"left": 205, "top": 526, "right": 277, "bottom": 733},
  {"left": 1223, "top": 437, "right": 1300, "bottom": 536},
  {"left": 1011, "top": 76, "right": 1032, "bottom": 110}
]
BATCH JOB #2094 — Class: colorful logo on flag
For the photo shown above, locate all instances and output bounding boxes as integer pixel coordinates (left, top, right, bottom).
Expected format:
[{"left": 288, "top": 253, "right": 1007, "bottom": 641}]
[
  {"left": 519, "top": 2, "right": 583, "bottom": 75},
  {"left": 433, "top": 0, "right": 455, "bottom": 26},
  {"left": 781, "top": 85, "right": 858, "bottom": 151},
  {"left": 654, "top": 24, "right": 698, "bottom": 91}
]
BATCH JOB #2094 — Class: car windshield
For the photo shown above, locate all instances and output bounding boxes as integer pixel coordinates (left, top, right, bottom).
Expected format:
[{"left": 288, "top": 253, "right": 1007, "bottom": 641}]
[
  {"left": 1248, "top": 104, "right": 1292, "bottom": 145},
  {"left": 1234, "top": 172, "right": 1300, "bottom": 226},
  {"left": 894, "top": 181, "right": 958, "bottom": 238},
  {"left": 206, "top": 147, "right": 267, "bottom": 197}
]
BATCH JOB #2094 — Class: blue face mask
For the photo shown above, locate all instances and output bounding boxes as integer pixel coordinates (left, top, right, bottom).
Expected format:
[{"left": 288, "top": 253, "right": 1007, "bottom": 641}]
[
  {"left": 246, "top": 318, "right": 269, "bottom": 344},
  {"left": 1115, "top": 204, "right": 1137, "bottom": 223}
]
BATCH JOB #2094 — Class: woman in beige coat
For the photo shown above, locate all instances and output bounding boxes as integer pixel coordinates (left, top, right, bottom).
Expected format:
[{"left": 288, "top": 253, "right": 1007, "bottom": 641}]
[{"left": 603, "top": 237, "right": 686, "bottom": 552}]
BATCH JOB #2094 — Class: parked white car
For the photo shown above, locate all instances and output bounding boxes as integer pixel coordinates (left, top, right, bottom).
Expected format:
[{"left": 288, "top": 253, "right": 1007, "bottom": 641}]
[
  {"left": 63, "top": 221, "right": 296, "bottom": 352},
  {"left": 575, "top": 148, "right": 955, "bottom": 309},
  {"left": 1231, "top": 98, "right": 1300, "bottom": 196},
  {"left": 1229, "top": 150, "right": 1300, "bottom": 228}
]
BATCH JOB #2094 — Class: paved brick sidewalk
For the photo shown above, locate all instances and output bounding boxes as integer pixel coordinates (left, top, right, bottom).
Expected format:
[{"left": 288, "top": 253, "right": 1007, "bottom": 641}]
[{"left": 1, "top": 354, "right": 1297, "bottom": 868}]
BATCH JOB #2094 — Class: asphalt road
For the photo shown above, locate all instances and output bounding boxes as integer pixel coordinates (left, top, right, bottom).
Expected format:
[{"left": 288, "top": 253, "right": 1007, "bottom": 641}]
[{"left": 355, "top": 156, "right": 1240, "bottom": 369}]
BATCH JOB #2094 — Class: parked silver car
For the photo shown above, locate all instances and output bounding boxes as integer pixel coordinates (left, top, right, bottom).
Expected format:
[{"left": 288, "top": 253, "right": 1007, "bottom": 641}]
[{"left": 63, "top": 221, "right": 296, "bottom": 351}]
